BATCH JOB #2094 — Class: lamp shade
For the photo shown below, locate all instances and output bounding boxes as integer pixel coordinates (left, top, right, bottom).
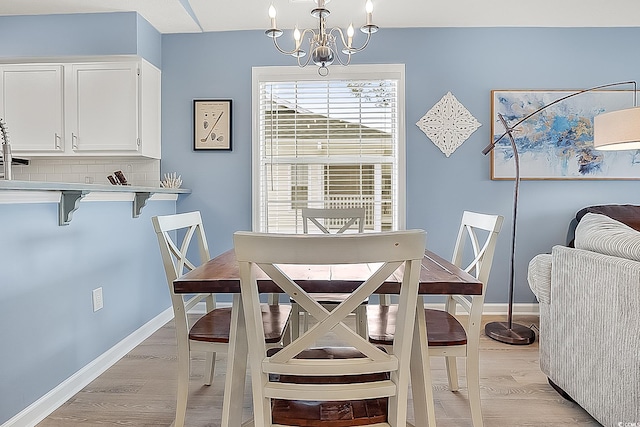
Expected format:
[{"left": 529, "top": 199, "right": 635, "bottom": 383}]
[{"left": 593, "top": 106, "right": 640, "bottom": 151}]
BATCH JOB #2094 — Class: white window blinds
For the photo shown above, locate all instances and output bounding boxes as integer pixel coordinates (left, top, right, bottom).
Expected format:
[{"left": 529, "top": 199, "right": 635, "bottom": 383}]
[{"left": 253, "top": 66, "right": 404, "bottom": 233}]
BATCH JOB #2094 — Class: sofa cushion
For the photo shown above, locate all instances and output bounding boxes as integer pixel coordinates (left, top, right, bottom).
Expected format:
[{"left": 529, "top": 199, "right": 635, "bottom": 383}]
[
  {"left": 574, "top": 213, "right": 640, "bottom": 262},
  {"left": 576, "top": 204, "right": 640, "bottom": 232}
]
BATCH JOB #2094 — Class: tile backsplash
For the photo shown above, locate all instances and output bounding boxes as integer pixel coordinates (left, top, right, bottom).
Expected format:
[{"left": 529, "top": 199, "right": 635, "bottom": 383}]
[{"left": 11, "top": 158, "right": 160, "bottom": 187}]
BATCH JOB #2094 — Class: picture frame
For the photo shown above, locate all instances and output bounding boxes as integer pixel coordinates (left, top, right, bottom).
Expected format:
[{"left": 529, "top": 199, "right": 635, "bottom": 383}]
[
  {"left": 193, "top": 99, "right": 232, "bottom": 151},
  {"left": 491, "top": 89, "right": 640, "bottom": 180}
]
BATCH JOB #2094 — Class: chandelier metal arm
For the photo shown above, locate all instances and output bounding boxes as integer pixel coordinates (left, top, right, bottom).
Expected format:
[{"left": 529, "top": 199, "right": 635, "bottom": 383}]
[
  {"left": 271, "top": 28, "right": 315, "bottom": 56},
  {"left": 331, "top": 27, "right": 373, "bottom": 54}
]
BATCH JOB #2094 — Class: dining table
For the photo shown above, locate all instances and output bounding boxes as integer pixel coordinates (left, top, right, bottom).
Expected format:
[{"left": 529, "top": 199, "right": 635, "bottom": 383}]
[{"left": 173, "top": 248, "right": 482, "bottom": 427}]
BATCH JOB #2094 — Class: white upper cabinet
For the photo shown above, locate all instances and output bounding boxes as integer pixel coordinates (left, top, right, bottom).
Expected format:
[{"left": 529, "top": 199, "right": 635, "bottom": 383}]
[
  {"left": 67, "top": 62, "right": 139, "bottom": 153},
  {"left": 0, "top": 57, "right": 161, "bottom": 159},
  {"left": 0, "top": 64, "right": 65, "bottom": 152}
]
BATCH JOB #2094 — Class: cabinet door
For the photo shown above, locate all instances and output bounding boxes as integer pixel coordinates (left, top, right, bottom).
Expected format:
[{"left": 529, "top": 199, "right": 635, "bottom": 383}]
[
  {"left": 67, "top": 63, "right": 139, "bottom": 153},
  {"left": 0, "top": 64, "right": 64, "bottom": 152}
]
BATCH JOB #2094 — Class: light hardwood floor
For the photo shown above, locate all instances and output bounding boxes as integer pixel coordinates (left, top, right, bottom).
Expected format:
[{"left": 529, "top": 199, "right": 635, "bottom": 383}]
[{"left": 38, "top": 314, "right": 601, "bottom": 427}]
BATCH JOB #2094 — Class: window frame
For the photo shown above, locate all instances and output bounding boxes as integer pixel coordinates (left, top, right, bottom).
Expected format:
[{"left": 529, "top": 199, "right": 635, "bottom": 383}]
[{"left": 251, "top": 64, "right": 406, "bottom": 232}]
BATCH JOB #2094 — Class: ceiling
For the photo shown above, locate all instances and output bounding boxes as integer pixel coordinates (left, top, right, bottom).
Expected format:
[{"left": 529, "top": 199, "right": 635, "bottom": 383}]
[{"left": 1, "top": 0, "right": 640, "bottom": 34}]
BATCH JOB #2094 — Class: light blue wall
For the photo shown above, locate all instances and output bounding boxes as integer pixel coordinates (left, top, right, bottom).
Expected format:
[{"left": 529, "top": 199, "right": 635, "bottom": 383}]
[
  {"left": 0, "top": 12, "right": 161, "bottom": 67},
  {"left": 0, "top": 200, "right": 177, "bottom": 424},
  {"left": 0, "top": 12, "right": 167, "bottom": 425},
  {"left": 161, "top": 27, "right": 640, "bottom": 305}
]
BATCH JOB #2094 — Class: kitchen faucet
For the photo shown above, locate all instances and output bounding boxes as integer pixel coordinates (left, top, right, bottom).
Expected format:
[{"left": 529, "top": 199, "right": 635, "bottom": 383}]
[{"left": 0, "top": 118, "right": 11, "bottom": 180}]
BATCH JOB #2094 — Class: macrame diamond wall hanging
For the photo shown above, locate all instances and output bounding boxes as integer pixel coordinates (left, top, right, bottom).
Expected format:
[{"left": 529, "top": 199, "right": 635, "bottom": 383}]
[{"left": 416, "top": 91, "right": 481, "bottom": 157}]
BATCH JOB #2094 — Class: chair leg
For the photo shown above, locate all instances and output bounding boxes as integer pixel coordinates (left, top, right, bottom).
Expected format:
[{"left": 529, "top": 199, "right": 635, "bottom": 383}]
[
  {"left": 466, "top": 352, "right": 483, "bottom": 427},
  {"left": 203, "top": 351, "right": 216, "bottom": 386},
  {"left": 355, "top": 305, "right": 367, "bottom": 338},
  {"left": 290, "top": 302, "right": 300, "bottom": 341},
  {"left": 445, "top": 355, "right": 459, "bottom": 391},
  {"left": 175, "top": 351, "right": 190, "bottom": 427}
]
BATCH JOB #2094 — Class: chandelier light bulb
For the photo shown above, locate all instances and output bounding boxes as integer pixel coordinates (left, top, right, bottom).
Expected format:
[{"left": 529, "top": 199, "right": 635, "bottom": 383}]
[
  {"left": 269, "top": 5, "right": 277, "bottom": 29},
  {"left": 366, "top": 0, "right": 373, "bottom": 14},
  {"left": 365, "top": 0, "right": 373, "bottom": 25},
  {"left": 294, "top": 27, "right": 301, "bottom": 42}
]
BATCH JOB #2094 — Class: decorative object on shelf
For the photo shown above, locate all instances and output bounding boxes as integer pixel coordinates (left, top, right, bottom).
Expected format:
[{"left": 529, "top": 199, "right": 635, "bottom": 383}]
[
  {"left": 160, "top": 172, "right": 183, "bottom": 189},
  {"left": 482, "top": 81, "right": 640, "bottom": 346},
  {"left": 107, "top": 175, "right": 118, "bottom": 185},
  {"left": 113, "top": 170, "right": 129, "bottom": 185},
  {"left": 194, "top": 100, "right": 232, "bottom": 151},
  {"left": 491, "top": 89, "right": 640, "bottom": 180},
  {"left": 416, "top": 92, "right": 481, "bottom": 157},
  {"left": 265, "top": 0, "right": 378, "bottom": 76}
]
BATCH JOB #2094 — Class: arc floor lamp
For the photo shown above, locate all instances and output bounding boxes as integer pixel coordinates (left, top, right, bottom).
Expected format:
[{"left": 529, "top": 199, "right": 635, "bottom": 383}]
[{"left": 482, "top": 81, "right": 640, "bottom": 345}]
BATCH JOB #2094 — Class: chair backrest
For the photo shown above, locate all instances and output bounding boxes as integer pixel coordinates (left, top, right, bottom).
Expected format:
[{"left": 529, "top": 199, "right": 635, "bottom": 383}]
[
  {"left": 151, "top": 211, "right": 214, "bottom": 338},
  {"left": 451, "top": 211, "right": 504, "bottom": 294},
  {"left": 234, "top": 230, "right": 426, "bottom": 426},
  {"left": 302, "top": 207, "right": 365, "bottom": 234}
]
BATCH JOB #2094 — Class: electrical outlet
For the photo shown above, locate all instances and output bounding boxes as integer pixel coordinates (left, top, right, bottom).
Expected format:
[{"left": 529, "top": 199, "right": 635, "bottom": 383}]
[{"left": 92, "top": 287, "right": 104, "bottom": 312}]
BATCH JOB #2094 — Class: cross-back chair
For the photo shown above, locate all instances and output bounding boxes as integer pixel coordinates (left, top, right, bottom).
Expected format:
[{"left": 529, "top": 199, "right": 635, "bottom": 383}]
[
  {"left": 151, "top": 212, "right": 290, "bottom": 427},
  {"left": 291, "top": 207, "right": 368, "bottom": 340},
  {"left": 368, "top": 211, "right": 504, "bottom": 427},
  {"left": 234, "top": 230, "right": 426, "bottom": 427}
]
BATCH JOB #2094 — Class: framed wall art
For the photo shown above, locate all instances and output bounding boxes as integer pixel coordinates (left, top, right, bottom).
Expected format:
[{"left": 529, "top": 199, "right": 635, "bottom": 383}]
[
  {"left": 194, "top": 99, "right": 232, "bottom": 151},
  {"left": 491, "top": 89, "right": 640, "bottom": 180}
]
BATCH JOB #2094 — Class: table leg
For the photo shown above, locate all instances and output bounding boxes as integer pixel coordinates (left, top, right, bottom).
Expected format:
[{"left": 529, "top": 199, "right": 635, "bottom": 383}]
[
  {"left": 221, "top": 294, "right": 248, "bottom": 427},
  {"left": 410, "top": 296, "right": 437, "bottom": 427}
]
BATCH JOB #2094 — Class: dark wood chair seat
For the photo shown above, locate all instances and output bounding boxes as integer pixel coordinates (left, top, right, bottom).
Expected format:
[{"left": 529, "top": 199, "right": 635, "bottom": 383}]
[
  {"left": 267, "top": 347, "right": 389, "bottom": 426},
  {"left": 189, "top": 305, "right": 291, "bottom": 344},
  {"left": 367, "top": 305, "right": 467, "bottom": 346},
  {"left": 272, "top": 398, "right": 388, "bottom": 427}
]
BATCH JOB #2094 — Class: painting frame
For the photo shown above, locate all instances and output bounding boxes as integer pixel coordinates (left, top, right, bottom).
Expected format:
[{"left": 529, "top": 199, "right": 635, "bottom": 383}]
[
  {"left": 490, "top": 89, "right": 640, "bottom": 180},
  {"left": 193, "top": 99, "right": 232, "bottom": 151}
]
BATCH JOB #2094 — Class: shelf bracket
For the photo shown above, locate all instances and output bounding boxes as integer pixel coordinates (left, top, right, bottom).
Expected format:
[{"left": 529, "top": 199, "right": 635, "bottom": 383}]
[
  {"left": 59, "top": 190, "right": 88, "bottom": 226},
  {"left": 133, "top": 192, "right": 152, "bottom": 218}
]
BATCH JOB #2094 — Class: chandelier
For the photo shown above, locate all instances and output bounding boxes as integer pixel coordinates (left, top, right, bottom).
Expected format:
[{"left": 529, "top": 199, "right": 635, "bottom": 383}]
[{"left": 265, "top": 0, "right": 378, "bottom": 76}]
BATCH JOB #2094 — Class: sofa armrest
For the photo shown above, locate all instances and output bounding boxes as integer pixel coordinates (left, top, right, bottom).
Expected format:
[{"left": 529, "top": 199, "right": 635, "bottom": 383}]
[
  {"left": 528, "top": 253, "right": 552, "bottom": 304},
  {"left": 541, "top": 245, "right": 640, "bottom": 426}
]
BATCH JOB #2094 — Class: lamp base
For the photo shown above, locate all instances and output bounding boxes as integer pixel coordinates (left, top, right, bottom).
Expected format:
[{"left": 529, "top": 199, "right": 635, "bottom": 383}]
[{"left": 485, "top": 321, "right": 535, "bottom": 345}]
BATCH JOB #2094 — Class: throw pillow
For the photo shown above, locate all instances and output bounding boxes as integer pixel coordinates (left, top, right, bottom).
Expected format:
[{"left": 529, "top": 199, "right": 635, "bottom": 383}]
[{"left": 574, "top": 213, "right": 640, "bottom": 262}]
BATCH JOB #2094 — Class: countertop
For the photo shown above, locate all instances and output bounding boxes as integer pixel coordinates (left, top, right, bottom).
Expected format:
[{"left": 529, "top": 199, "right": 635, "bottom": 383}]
[
  {"left": 0, "top": 180, "right": 191, "bottom": 225},
  {"left": 0, "top": 180, "right": 191, "bottom": 194}
]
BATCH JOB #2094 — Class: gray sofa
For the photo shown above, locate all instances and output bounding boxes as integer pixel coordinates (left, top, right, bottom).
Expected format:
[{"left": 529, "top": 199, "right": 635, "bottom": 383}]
[{"left": 528, "top": 209, "right": 640, "bottom": 427}]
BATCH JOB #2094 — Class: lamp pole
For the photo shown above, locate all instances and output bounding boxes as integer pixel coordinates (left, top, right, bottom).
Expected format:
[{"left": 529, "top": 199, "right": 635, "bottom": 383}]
[{"left": 482, "top": 81, "right": 637, "bottom": 345}]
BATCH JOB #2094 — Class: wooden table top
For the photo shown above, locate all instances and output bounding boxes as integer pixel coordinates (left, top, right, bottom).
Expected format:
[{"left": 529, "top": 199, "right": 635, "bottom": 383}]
[{"left": 173, "top": 249, "right": 482, "bottom": 296}]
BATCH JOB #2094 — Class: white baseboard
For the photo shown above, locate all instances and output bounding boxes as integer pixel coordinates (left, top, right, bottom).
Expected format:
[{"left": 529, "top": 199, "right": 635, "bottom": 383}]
[
  {"left": 2, "top": 307, "right": 174, "bottom": 427},
  {"left": 477, "top": 303, "right": 539, "bottom": 316}
]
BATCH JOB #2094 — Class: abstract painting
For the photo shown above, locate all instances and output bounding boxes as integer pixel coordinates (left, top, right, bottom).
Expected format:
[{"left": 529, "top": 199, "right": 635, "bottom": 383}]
[{"left": 491, "top": 90, "right": 640, "bottom": 180}]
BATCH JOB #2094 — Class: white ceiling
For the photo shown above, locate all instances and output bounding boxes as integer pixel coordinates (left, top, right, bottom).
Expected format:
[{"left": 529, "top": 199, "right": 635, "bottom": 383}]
[{"left": 1, "top": 0, "right": 640, "bottom": 34}]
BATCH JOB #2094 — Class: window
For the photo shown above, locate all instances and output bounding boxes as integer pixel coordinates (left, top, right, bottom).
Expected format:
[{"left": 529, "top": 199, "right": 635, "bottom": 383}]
[{"left": 252, "top": 65, "right": 405, "bottom": 233}]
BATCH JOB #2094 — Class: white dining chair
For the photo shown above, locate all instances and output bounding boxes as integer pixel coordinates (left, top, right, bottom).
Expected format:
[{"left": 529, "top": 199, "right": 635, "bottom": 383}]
[
  {"left": 368, "top": 211, "right": 504, "bottom": 427},
  {"left": 151, "top": 211, "right": 290, "bottom": 427},
  {"left": 290, "top": 207, "right": 368, "bottom": 340},
  {"left": 234, "top": 229, "right": 426, "bottom": 427}
]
